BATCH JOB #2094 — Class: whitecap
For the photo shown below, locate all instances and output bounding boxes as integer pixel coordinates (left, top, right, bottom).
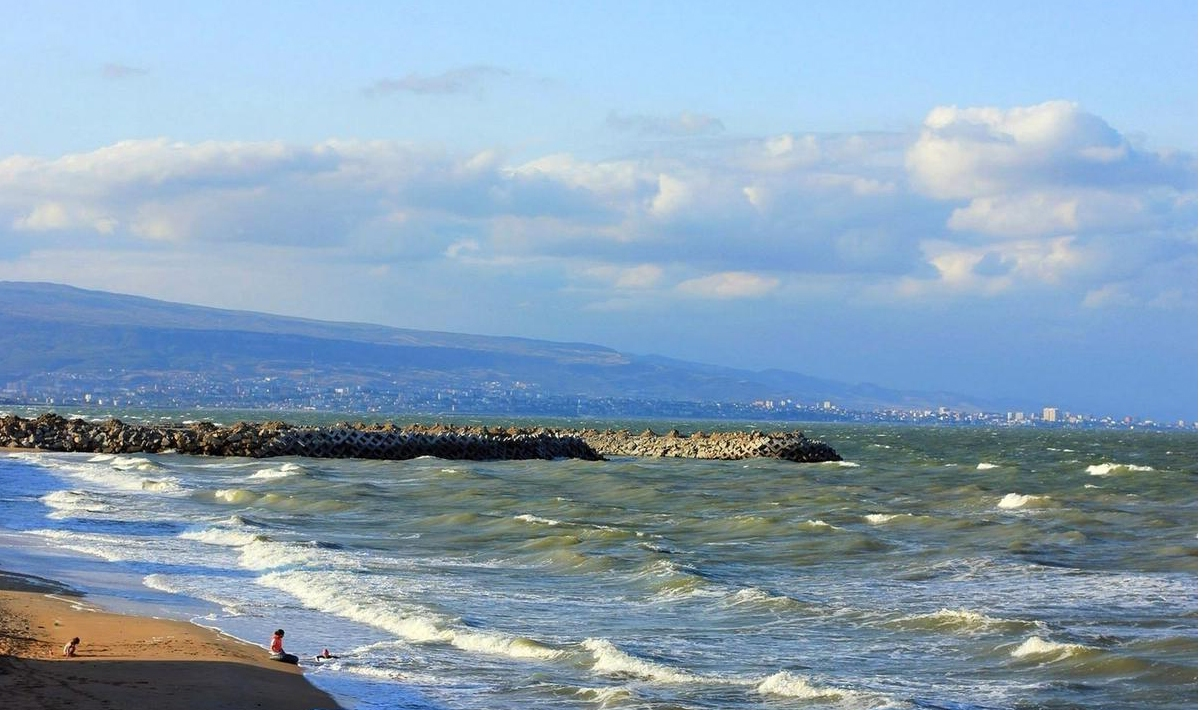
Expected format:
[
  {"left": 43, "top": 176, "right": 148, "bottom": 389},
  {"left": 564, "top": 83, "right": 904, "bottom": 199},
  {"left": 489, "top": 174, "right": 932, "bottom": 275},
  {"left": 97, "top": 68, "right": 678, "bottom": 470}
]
[
  {"left": 248, "top": 463, "right": 307, "bottom": 480},
  {"left": 755, "top": 670, "right": 842, "bottom": 700},
  {"left": 180, "top": 527, "right": 263, "bottom": 547},
  {"left": 1010, "top": 636, "right": 1089, "bottom": 662},
  {"left": 1086, "top": 462, "right": 1155, "bottom": 476},
  {"left": 39, "top": 490, "right": 114, "bottom": 518},
  {"left": 896, "top": 608, "right": 1036, "bottom": 634},
  {"left": 865, "top": 512, "right": 914, "bottom": 525},
  {"left": 976, "top": 462, "right": 1000, "bottom": 470},
  {"left": 514, "top": 513, "right": 562, "bottom": 526},
  {"left": 997, "top": 493, "right": 1051, "bottom": 509},
  {"left": 582, "top": 637, "right": 704, "bottom": 684},
  {"left": 799, "top": 519, "right": 840, "bottom": 531},
  {"left": 212, "top": 488, "right": 261, "bottom": 505}
]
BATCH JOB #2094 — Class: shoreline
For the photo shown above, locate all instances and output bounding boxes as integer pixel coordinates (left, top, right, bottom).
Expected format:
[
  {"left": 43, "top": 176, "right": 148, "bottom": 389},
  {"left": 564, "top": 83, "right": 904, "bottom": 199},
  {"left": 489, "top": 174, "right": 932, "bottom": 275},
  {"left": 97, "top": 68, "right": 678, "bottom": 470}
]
[{"left": 0, "top": 570, "right": 343, "bottom": 710}]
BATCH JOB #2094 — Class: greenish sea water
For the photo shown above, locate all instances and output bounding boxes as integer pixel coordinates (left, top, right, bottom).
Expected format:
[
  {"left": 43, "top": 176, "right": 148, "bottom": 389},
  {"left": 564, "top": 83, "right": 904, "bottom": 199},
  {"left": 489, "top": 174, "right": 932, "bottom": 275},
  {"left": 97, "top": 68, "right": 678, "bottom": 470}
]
[{"left": 1, "top": 416, "right": 1195, "bottom": 710}]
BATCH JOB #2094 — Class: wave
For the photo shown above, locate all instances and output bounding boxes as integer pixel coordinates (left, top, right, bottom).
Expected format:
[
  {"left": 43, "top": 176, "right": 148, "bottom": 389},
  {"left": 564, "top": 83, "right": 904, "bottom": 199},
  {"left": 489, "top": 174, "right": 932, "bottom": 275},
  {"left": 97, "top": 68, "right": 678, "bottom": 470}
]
[
  {"left": 39, "top": 489, "right": 115, "bottom": 518},
  {"left": 799, "top": 519, "right": 842, "bottom": 531},
  {"left": 22, "top": 453, "right": 184, "bottom": 494},
  {"left": 258, "top": 569, "right": 565, "bottom": 662},
  {"left": 976, "top": 463, "right": 1000, "bottom": 470},
  {"left": 179, "top": 526, "right": 266, "bottom": 547},
  {"left": 865, "top": 512, "right": 913, "bottom": 525},
  {"left": 754, "top": 670, "right": 844, "bottom": 700},
  {"left": 582, "top": 637, "right": 705, "bottom": 684},
  {"left": 571, "top": 685, "right": 635, "bottom": 705},
  {"left": 1009, "top": 636, "right": 1092, "bottom": 662},
  {"left": 997, "top": 493, "right": 1053, "bottom": 509},
  {"left": 142, "top": 573, "right": 249, "bottom": 614},
  {"left": 635, "top": 559, "right": 712, "bottom": 600},
  {"left": 721, "top": 586, "right": 809, "bottom": 612},
  {"left": 1086, "top": 462, "right": 1155, "bottom": 476},
  {"left": 247, "top": 462, "right": 310, "bottom": 480},
  {"left": 514, "top": 513, "right": 563, "bottom": 526},
  {"left": 891, "top": 608, "right": 1038, "bottom": 634},
  {"left": 582, "top": 640, "right": 883, "bottom": 706}
]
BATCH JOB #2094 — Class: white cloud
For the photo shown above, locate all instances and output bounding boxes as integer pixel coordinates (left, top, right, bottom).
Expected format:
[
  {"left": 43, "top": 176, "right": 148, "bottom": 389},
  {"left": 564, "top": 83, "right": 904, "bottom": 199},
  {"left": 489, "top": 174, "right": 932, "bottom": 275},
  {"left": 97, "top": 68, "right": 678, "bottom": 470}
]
[
  {"left": 0, "top": 102, "right": 1191, "bottom": 320},
  {"left": 908, "top": 101, "right": 1131, "bottom": 200},
  {"left": 650, "top": 173, "right": 691, "bottom": 217},
  {"left": 947, "top": 193, "right": 1079, "bottom": 237},
  {"left": 675, "top": 271, "right": 780, "bottom": 299},
  {"left": 614, "top": 264, "right": 664, "bottom": 289}
]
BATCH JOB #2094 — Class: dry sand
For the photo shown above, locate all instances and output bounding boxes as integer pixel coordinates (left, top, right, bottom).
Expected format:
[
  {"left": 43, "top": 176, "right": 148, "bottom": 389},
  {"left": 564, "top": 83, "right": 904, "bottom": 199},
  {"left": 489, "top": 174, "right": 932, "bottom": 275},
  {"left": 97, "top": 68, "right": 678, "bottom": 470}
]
[{"left": 0, "top": 571, "right": 343, "bottom": 710}]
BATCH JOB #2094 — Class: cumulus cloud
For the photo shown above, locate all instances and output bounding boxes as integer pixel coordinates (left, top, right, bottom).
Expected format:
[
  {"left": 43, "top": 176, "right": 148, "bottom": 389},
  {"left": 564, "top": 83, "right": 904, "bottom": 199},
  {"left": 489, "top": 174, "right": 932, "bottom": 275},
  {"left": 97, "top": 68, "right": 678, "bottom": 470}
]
[
  {"left": 364, "top": 65, "right": 510, "bottom": 96},
  {"left": 895, "top": 100, "right": 1195, "bottom": 306},
  {"left": 0, "top": 101, "right": 1192, "bottom": 318}
]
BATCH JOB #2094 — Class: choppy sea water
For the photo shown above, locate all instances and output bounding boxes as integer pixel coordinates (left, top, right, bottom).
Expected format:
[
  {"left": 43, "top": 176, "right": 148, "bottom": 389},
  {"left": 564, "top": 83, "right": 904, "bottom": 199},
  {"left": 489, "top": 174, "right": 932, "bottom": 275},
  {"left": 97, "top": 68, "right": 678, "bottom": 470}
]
[{"left": 0, "top": 421, "right": 1195, "bottom": 710}]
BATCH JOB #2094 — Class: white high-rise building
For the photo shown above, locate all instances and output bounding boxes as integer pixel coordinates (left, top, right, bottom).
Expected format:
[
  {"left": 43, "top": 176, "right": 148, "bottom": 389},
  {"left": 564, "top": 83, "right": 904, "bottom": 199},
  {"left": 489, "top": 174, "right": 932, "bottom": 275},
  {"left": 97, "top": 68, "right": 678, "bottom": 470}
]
[{"left": 1042, "top": 407, "right": 1059, "bottom": 422}]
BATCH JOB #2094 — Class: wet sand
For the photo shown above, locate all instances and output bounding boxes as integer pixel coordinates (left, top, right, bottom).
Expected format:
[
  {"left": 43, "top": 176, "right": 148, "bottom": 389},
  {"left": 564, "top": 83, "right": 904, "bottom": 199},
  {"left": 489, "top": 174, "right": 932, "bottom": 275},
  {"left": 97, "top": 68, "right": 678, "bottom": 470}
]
[{"left": 0, "top": 570, "right": 342, "bottom": 710}]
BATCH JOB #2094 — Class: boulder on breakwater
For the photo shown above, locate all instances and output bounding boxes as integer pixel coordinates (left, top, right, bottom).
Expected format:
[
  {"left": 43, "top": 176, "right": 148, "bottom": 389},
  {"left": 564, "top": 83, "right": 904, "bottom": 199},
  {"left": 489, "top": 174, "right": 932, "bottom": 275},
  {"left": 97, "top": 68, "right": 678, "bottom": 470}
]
[{"left": 0, "top": 413, "right": 841, "bottom": 463}]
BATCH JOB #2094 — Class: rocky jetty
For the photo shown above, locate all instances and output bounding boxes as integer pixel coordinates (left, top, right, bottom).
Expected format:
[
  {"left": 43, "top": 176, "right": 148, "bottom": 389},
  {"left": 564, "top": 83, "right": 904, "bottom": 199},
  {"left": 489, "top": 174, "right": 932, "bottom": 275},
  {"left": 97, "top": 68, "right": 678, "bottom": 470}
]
[{"left": 0, "top": 413, "right": 841, "bottom": 463}]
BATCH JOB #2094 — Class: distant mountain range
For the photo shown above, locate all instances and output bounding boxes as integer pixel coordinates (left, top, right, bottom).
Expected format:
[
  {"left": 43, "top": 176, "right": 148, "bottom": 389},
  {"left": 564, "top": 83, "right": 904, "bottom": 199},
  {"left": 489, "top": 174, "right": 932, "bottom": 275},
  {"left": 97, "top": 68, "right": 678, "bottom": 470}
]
[{"left": 0, "top": 281, "right": 1005, "bottom": 415}]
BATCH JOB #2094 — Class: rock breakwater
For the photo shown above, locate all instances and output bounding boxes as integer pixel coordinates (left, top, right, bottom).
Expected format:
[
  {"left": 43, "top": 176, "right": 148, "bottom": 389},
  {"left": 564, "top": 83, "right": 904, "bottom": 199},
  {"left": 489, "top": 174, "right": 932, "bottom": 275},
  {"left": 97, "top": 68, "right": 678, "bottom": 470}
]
[{"left": 0, "top": 413, "right": 841, "bottom": 463}]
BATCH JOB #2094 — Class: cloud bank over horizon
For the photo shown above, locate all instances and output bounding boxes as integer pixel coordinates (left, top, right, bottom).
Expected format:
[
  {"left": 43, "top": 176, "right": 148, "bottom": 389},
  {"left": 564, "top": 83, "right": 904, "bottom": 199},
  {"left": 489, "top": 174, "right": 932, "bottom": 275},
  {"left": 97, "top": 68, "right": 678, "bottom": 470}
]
[{"left": 0, "top": 100, "right": 1194, "bottom": 420}]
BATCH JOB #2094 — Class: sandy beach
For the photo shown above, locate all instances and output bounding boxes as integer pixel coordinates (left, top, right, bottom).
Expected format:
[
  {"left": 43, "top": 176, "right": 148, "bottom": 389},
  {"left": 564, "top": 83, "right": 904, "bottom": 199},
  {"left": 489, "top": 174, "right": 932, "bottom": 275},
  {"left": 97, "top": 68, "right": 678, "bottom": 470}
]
[{"left": 0, "top": 570, "right": 342, "bottom": 710}]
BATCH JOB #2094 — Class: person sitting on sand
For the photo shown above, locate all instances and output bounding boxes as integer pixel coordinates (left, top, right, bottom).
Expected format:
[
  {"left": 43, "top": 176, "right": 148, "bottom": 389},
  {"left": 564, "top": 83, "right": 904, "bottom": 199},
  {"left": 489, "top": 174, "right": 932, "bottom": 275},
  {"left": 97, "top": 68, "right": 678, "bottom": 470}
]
[
  {"left": 268, "top": 629, "right": 299, "bottom": 664},
  {"left": 315, "top": 648, "right": 339, "bottom": 661},
  {"left": 63, "top": 637, "right": 80, "bottom": 657}
]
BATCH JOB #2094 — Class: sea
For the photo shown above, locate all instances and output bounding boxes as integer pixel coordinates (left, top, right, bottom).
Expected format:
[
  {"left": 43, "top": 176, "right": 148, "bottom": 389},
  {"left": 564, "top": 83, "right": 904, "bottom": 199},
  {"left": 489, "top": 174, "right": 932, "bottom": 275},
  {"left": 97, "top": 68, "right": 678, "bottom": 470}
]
[{"left": 0, "top": 409, "right": 1195, "bottom": 710}]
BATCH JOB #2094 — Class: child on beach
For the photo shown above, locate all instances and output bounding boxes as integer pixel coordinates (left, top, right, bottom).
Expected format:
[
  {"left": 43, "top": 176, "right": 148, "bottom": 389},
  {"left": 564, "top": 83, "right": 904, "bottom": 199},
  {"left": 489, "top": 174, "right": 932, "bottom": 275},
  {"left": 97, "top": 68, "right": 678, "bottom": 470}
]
[
  {"left": 63, "top": 637, "right": 79, "bottom": 657},
  {"left": 269, "top": 629, "right": 299, "bottom": 664}
]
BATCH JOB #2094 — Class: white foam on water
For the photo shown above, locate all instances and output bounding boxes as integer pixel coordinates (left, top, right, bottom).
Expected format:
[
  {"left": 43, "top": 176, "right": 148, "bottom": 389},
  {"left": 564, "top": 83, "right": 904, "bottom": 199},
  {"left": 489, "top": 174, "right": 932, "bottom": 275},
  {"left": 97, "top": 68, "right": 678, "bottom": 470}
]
[
  {"left": 39, "top": 490, "right": 115, "bottom": 518},
  {"left": 142, "top": 573, "right": 248, "bottom": 614},
  {"left": 257, "top": 569, "right": 566, "bottom": 662},
  {"left": 581, "top": 637, "right": 705, "bottom": 684},
  {"left": 180, "top": 523, "right": 327, "bottom": 571},
  {"left": 572, "top": 685, "right": 635, "bottom": 705},
  {"left": 239, "top": 539, "right": 322, "bottom": 570},
  {"left": 1010, "top": 636, "right": 1090, "bottom": 662},
  {"left": 800, "top": 519, "right": 841, "bottom": 531},
  {"left": 754, "top": 670, "right": 842, "bottom": 700},
  {"left": 976, "top": 462, "right": 1000, "bottom": 470},
  {"left": 180, "top": 526, "right": 264, "bottom": 547},
  {"left": 864, "top": 513, "right": 911, "bottom": 525},
  {"left": 897, "top": 608, "right": 1037, "bottom": 634},
  {"left": 21, "top": 452, "right": 184, "bottom": 495},
  {"left": 247, "top": 462, "right": 308, "bottom": 480},
  {"left": 514, "top": 513, "right": 562, "bottom": 526},
  {"left": 260, "top": 569, "right": 450, "bottom": 643},
  {"left": 997, "top": 493, "right": 1052, "bottom": 509},
  {"left": 212, "top": 488, "right": 262, "bottom": 504},
  {"left": 28, "top": 528, "right": 142, "bottom": 563},
  {"left": 1086, "top": 462, "right": 1155, "bottom": 476}
]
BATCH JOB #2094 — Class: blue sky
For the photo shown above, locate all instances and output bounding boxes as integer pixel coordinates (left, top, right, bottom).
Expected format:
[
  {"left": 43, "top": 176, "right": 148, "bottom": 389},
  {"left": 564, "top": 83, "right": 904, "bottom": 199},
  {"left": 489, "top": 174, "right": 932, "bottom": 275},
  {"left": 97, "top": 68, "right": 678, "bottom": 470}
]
[{"left": 0, "top": 1, "right": 1196, "bottom": 421}]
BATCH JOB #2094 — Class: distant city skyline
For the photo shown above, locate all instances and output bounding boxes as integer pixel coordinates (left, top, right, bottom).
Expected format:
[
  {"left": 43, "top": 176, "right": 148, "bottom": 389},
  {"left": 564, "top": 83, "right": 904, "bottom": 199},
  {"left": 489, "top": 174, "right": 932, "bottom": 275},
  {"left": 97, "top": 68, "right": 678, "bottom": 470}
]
[{"left": 0, "top": 1, "right": 1195, "bottom": 421}]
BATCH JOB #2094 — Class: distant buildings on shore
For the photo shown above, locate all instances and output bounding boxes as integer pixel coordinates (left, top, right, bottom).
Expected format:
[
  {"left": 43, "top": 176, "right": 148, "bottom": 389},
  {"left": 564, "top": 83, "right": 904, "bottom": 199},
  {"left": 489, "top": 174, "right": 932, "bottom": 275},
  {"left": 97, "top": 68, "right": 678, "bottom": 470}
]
[{"left": 4, "top": 375, "right": 1193, "bottom": 431}]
